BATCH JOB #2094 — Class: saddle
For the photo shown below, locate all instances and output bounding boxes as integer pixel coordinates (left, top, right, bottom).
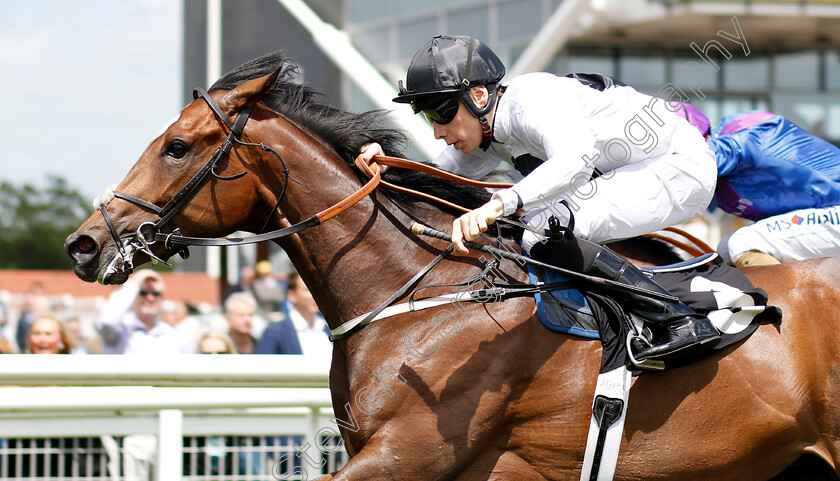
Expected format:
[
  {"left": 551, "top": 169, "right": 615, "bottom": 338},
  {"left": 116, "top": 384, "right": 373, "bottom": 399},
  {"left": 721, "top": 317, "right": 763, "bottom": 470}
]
[{"left": 527, "top": 255, "right": 782, "bottom": 373}]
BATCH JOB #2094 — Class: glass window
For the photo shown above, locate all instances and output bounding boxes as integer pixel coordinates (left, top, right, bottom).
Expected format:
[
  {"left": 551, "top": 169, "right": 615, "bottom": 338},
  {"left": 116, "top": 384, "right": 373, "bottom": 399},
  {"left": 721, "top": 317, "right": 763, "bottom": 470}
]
[
  {"left": 690, "top": 97, "right": 769, "bottom": 130},
  {"left": 694, "top": 98, "right": 722, "bottom": 128},
  {"left": 826, "top": 101, "right": 840, "bottom": 141},
  {"left": 498, "top": 0, "right": 541, "bottom": 41},
  {"left": 723, "top": 56, "right": 769, "bottom": 91},
  {"left": 353, "top": 29, "right": 391, "bottom": 64},
  {"left": 398, "top": 18, "right": 439, "bottom": 59},
  {"left": 553, "top": 47, "right": 614, "bottom": 77},
  {"left": 772, "top": 94, "right": 828, "bottom": 136},
  {"left": 671, "top": 57, "right": 718, "bottom": 98},
  {"left": 393, "top": 0, "right": 442, "bottom": 17},
  {"left": 793, "top": 103, "right": 827, "bottom": 132},
  {"left": 618, "top": 55, "right": 666, "bottom": 88},
  {"left": 720, "top": 97, "right": 769, "bottom": 119},
  {"left": 447, "top": 0, "right": 480, "bottom": 6},
  {"left": 826, "top": 50, "right": 840, "bottom": 92},
  {"left": 348, "top": 0, "right": 392, "bottom": 24},
  {"left": 446, "top": 7, "right": 488, "bottom": 41},
  {"left": 561, "top": 55, "right": 614, "bottom": 78},
  {"left": 774, "top": 51, "right": 819, "bottom": 91},
  {"left": 501, "top": 42, "right": 530, "bottom": 71}
]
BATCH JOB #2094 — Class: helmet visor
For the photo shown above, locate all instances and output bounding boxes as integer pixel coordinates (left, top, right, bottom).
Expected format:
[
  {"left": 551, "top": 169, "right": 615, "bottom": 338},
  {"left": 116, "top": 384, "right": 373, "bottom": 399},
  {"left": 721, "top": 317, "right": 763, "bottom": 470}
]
[{"left": 413, "top": 94, "right": 460, "bottom": 125}]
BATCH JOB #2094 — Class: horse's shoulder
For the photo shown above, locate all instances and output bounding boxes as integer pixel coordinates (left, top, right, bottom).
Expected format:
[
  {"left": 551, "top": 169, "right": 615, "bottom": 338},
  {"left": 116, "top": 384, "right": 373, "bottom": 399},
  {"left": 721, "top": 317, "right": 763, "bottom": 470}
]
[
  {"left": 810, "top": 256, "right": 840, "bottom": 281},
  {"left": 740, "top": 257, "right": 840, "bottom": 292}
]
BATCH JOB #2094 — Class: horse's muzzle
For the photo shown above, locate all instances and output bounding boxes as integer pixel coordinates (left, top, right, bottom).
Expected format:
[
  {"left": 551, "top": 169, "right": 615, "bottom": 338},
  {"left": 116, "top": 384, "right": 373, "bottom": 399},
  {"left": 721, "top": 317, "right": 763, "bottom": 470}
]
[
  {"left": 64, "top": 231, "right": 132, "bottom": 284},
  {"left": 65, "top": 232, "right": 99, "bottom": 278}
]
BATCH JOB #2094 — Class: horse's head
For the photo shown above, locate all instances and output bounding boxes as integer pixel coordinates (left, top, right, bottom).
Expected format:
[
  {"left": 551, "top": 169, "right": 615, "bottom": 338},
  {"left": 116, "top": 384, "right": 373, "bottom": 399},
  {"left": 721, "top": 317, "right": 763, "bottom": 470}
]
[{"left": 65, "top": 69, "right": 280, "bottom": 285}]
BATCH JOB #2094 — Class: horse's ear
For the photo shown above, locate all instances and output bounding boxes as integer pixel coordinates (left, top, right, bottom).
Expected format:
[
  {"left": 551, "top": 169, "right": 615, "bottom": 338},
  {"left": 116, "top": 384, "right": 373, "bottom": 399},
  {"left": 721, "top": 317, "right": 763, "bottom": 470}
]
[{"left": 221, "top": 68, "right": 280, "bottom": 112}]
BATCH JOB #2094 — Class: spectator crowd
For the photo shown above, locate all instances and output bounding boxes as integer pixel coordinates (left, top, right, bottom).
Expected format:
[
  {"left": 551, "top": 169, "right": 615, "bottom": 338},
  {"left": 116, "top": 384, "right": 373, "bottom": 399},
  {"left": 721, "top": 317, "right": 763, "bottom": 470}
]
[
  {"left": 0, "top": 260, "right": 337, "bottom": 481},
  {"left": 0, "top": 260, "right": 332, "bottom": 357}
]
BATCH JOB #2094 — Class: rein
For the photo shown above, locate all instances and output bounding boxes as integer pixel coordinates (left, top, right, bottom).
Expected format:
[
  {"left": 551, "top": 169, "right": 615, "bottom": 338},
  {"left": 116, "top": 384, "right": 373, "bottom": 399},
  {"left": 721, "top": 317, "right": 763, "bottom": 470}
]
[
  {"left": 158, "top": 153, "right": 517, "bottom": 247},
  {"left": 96, "top": 82, "right": 504, "bottom": 278},
  {"left": 354, "top": 154, "right": 514, "bottom": 213},
  {"left": 352, "top": 156, "right": 716, "bottom": 256},
  {"left": 652, "top": 227, "right": 715, "bottom": 256},
  {"left": 96, "top": 85, "right": 714, "bottom": 317}
]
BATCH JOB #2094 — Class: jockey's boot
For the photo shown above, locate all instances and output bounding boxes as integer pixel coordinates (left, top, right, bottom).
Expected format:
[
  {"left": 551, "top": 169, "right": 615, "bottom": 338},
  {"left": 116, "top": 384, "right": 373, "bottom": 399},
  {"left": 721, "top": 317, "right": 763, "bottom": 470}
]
[{"left": 585, "top": 247, "right": 721, "bottom": 363}]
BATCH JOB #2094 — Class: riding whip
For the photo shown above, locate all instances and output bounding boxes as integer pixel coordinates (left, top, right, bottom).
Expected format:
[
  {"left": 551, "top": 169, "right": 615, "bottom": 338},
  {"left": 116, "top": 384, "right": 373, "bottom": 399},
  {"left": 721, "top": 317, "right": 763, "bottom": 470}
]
[{"left": 409, "top": 222, "right": 679, "bottom": 304}]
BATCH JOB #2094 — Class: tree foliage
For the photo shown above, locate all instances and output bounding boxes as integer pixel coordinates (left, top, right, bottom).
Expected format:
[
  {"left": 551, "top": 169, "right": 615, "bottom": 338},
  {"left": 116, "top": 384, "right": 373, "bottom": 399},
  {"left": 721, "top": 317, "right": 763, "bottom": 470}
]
[{"left": 0, "top": 176, "right": 91, "bottom": 270}]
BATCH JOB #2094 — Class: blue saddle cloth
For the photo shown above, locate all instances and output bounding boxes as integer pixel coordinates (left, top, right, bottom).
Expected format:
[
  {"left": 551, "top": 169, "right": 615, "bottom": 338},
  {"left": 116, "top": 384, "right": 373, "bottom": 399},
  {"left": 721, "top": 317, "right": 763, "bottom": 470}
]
[{"left": 527, "top": 264, "right": 601, "bottom": 339}]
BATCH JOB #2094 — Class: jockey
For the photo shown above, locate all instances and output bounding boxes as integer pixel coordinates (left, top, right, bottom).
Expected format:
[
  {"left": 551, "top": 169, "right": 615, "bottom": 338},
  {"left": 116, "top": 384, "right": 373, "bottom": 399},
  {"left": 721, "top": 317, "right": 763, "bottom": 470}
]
[
  {"left": 360, "top": 35, "right": 720, "bottom": 365},
  {"left": 675, "top": 104, "right": 840, "bottom": 266}
]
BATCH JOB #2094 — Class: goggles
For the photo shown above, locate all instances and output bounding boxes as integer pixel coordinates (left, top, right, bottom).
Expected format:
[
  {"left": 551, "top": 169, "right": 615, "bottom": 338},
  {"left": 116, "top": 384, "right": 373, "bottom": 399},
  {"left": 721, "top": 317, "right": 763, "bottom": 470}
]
[{"left": 414, "top": 95, "right": 460, "bottom": 125}]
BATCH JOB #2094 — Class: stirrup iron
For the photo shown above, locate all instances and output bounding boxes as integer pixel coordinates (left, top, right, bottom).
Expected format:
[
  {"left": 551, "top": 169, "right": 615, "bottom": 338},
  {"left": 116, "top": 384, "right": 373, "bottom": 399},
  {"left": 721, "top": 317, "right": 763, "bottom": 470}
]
[{"left": 626, "top": 331, "right": 665, "bottom": 371}]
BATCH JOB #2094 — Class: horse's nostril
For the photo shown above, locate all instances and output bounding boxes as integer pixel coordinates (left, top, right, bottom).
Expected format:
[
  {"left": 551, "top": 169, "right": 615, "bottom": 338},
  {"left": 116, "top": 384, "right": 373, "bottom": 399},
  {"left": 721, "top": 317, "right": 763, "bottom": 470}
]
[
  {"left": 76, "top": 235, "right": 97, "bottom": 253},
  {"left": 66, "top": 234, "right": 99, "bottom": 264}
]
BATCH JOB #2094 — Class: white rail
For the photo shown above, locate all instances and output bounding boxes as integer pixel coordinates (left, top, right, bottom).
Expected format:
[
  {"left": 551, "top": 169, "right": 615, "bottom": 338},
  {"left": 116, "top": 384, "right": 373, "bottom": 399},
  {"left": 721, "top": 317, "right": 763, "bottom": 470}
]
[
  {"left": 0, "top": 355, "right": 338, "bottom": 481},
  {"left": 0, "top": 386, "right": 332, "bottom": 412},
  {"left": 0, "top": 354, "right": 331, "bottom": 387}
]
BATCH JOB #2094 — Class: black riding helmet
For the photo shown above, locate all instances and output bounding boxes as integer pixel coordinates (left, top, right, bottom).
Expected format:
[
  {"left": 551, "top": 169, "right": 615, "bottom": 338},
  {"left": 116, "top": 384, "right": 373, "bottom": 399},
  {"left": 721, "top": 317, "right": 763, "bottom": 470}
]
[{"left": 394, "top": 35, "right": 505, "bottom": 150}]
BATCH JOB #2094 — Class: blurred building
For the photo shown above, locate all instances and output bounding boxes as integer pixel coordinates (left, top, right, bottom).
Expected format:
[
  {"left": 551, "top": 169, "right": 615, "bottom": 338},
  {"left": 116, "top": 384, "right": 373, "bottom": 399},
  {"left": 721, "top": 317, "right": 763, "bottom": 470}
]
[{"left": 179, "top": 0, "right": 840, "bottom": 264}]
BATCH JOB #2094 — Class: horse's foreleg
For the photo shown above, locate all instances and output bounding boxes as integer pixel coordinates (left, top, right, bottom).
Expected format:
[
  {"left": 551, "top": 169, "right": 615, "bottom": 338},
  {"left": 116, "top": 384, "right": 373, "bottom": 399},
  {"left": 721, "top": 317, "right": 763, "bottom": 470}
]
[
  {"left": 453, "top": 447, "right": 552, "bottom": 481},
  {"left": 319, "top": 434, "right": 460, "bottom": 480}
]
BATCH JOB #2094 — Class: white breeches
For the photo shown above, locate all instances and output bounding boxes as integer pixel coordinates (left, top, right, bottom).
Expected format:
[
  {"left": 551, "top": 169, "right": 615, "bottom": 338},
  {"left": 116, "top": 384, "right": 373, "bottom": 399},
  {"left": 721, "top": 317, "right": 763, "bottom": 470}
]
[
  {"left": 520, "top": 129, "right": 717, "bottom": 254},
  {"left": 717, "top": 205, "right": 840, "bottom": 263}
]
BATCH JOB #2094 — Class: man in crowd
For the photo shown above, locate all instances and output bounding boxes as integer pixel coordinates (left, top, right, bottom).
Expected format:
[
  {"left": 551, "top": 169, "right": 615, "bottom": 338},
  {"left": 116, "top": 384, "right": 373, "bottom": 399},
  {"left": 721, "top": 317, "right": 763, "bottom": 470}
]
[
  {"left": 256, "top": 271, "right": 330, "bottom": 356},
  {"left": 97, "top": 269, "right": 180, "bottom": 354},
  {"left": 250, "top": 260, "right": 286, "bottom": 319},
  {"left": 224, "top": 292, "right": 259, "bottom": 354}
]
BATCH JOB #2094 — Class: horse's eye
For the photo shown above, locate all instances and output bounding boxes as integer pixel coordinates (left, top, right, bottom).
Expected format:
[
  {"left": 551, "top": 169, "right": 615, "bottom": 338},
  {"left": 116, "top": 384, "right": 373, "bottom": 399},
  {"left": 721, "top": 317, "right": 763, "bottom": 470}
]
[{"left": 165, "top": 140, "right": 189, "bottom": 159}]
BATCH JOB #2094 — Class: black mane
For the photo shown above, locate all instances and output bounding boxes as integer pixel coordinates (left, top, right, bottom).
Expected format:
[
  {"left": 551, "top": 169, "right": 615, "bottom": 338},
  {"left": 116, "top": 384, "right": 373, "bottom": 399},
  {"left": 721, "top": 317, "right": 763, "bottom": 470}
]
[{"left": 210, "top": 51, "right": 491, "bottom": 211}]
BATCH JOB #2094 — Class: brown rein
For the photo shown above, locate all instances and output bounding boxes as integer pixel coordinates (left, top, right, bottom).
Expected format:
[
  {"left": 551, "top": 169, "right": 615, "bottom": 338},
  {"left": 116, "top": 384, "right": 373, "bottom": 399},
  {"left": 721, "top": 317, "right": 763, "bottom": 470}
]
[
  {"left": 156, "top": 149, "right": 714, "bottom": 259},
  {"left": 649, "top": 228, "right": 716, "bottom": 257},
  {"left": 352, "top": 154, "right": 515, "bottom": 214},
  {"left": 355, "top": 155, "right": 715, "bottom": 257}
]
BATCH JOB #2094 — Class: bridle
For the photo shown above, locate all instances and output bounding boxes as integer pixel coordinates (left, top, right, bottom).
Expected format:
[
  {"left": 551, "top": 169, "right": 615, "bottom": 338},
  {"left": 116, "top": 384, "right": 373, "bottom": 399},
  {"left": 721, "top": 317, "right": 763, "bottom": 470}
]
[
  {"left": 96, "top": 88, "right": 293, "bottom": 280},
  {"left": 97, "top": 87, "right": 512, "bottom": 281}
]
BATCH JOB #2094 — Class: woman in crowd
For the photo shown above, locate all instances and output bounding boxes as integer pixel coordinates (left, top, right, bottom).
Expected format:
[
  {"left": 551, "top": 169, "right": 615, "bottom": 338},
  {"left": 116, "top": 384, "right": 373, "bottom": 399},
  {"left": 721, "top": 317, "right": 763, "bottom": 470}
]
[
  {"left": 24, "top": 315, "right": 75, "bottom": 354},
  {"left": 197, "top": 330, "right": 237, "bottom": 355}
]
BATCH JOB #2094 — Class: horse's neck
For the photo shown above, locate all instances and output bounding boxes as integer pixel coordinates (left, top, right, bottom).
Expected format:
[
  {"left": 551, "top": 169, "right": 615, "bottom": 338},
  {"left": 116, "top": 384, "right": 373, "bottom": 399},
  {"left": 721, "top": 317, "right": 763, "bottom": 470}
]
[
  {"left": 256, "top": 116, "right": 456, "bottom": 328},
  {"left": 281, "top": 193, "right": 454, "bottom": 329}
]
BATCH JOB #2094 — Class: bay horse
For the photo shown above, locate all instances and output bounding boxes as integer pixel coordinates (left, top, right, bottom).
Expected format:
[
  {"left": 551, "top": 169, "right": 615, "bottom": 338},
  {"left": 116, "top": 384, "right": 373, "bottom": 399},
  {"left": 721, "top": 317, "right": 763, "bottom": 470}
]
[{"left": 65, "top": 52, "right": 840, "bottom": 480}]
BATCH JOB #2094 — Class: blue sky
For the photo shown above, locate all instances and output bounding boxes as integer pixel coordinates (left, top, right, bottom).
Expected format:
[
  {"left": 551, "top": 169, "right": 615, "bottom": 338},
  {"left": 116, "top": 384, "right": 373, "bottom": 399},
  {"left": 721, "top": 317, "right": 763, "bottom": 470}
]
[{"left": 0, "top": 0, "right": 183, "bottom": 201}]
